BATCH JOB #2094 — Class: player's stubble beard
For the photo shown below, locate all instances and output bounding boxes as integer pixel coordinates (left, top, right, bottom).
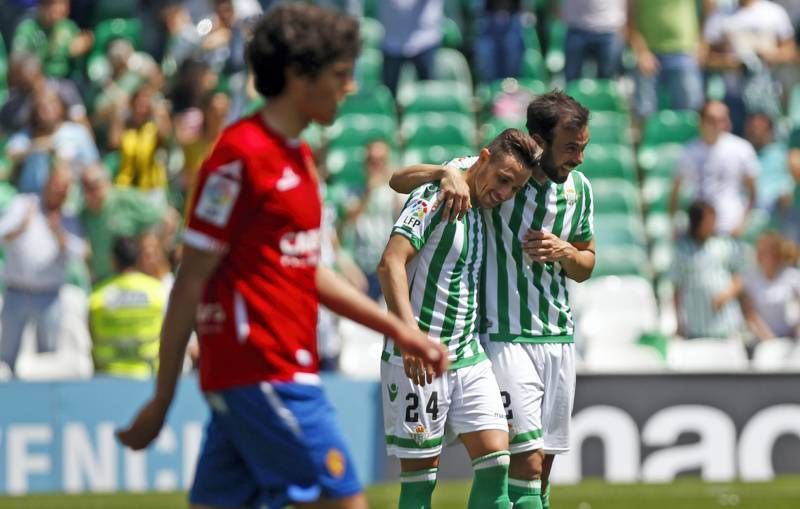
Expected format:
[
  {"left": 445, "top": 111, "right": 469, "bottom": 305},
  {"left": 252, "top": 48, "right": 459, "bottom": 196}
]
[{"left": 538, "top": 142, "right": 570, "bottom": 185}]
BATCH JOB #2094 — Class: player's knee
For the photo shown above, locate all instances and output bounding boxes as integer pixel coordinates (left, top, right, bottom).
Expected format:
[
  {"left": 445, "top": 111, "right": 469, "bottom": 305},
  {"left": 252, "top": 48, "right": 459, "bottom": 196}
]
[{"left": 509, "top": 449, "right": 544, "bottom": 480}]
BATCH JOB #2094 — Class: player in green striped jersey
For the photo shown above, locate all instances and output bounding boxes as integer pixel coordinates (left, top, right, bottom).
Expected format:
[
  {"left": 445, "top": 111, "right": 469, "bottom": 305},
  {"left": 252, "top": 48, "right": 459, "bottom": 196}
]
[
  {"left": 378, "top": 129, "right": 540, "bottom": 509},
  {"left": 390, "top": 91, "right": 595, "bottom": 509}
]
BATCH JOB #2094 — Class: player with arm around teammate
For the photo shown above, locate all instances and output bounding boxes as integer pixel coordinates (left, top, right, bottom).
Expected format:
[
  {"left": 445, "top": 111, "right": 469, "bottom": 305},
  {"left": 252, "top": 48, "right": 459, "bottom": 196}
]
[
  {"left": 389, "top": 91, "right": 595, "bottom": 509},
  {"left": 378, "top": 129, "right": 540, "bottom": 509},
  {"left": 116, "top": 5, "right": 447, "bottom": 509}
]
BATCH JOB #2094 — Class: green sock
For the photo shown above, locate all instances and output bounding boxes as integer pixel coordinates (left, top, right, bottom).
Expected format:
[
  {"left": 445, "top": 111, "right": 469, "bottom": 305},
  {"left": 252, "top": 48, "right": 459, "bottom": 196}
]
[
  {"left": 508, "top": 478, "right": 543, "bottom": 509},
  {"left": 542, "top": 484, "right": 551, "bottom": 509},
  {"left": 468, "top": 451, "right": 511, "bottom": 509},
  {"left": 398, "top": 468, "right": 437, "bottom": 509}
]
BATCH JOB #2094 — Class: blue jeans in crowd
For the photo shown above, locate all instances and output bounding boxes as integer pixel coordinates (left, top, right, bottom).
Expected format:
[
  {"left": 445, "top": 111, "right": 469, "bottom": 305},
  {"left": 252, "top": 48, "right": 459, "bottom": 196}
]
[
  {"left": 564, "top": 27, "right": 624, "bottom": 82},
  {"left": 382, "top": 44, "right": 439, "bottom": 96},
  {"left": 0, "top": 287, "right": 61, "bottom": 374},
  {"left": 474, "top": 12, "right": 525, "bottom": 83},
  {"left": 635, "top": 53, "right": 704, "bottom": 117}
]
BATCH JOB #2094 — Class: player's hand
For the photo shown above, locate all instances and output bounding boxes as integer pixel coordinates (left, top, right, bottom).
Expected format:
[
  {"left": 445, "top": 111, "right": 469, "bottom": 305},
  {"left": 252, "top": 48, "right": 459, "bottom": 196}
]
[
  {"left": 394, "top": 328, "right": 448, "bottom": 378},
  {"left": 434, "top": 167, "right": 471, "bottom": 222},
  {"left": 116, "top": 398, "right": 170, "bottom": 450},
  {"left": 402, "top": 352, "right": 434, "bottom": 386},
  {"left": 523, "top": 229, "right": 574, "bottom": 263}
]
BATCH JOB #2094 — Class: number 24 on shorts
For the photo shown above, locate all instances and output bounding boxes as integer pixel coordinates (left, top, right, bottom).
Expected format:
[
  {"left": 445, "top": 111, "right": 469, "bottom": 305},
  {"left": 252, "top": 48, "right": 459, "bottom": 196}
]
[{"left": 404, "top": 392, "right": 440, "bottom": 422}]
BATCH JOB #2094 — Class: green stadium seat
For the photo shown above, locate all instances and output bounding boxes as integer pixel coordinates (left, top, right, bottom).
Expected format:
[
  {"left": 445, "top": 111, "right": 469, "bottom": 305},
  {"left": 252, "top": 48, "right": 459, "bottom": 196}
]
[
  {"left": 90, "top": 0, "right": 138, "bottom": 25},
  {"left": 520, "top": 49, "right": 548, "bottom": 82},
  {"left": 434, "top": 48, "right": 472, "bottom": 90},
  {"left": 401, "top": 112, "right": 476, "bottom": 149},
  {"left": 789, "top": 84, "right": 800, "bottom": 125},
  {"left": 582, "top": 144, "right": 636, "bottom": 182},
  {"left": 594, "top": 213, "right": 647, "bottom": 249},
  {"left": 641, "top": 110, "right": 699, "bottom": 146},
  {"left": 326, "top": 146, "right": 366, "bottom": 188},
  {"left": 645, "top": 211, "right": 673, "bottom": 244},
  {"left": 650, "top": 239, "right": 674, "bottom": 276},
  {"left": 588, "top": 111, "right": 630, "bottom": 146},
  {"left": 591, "top": 179, "right": 642, "bottom": 216},
  {"left": 442, "top": 17, "right": 464, "bottom": 49},
  {"left": 0, "top": 35, "right": 7, "bottom": 101},
  {"left": 359, "top": 17, "right": 384, "bottom": 49},
  {"left": 87, "top": 18, "right": 143, "bottom": 82},
  {"left": 363, "top": 0, "right": 379, "bottom": 19},
  {"left": 0, "top": 182, "right": 17, "bottom": 213},
  {"left": 301, "top": 123, "right": 324, "bottom": 151},
  {"left": 638, "top": 143, "right": 684, "bottom": 179},
  {"left": 545, "top": 19, "right": 566, "bottom": 75},
  {"left": 337, "top": 85, "right": 396, "bottom": 118},
  {"left": 522, "top": 18, "right": 541, "bottom": 53},
  {"left": 326, "top": 114, "right": 397, "bottom": 149},
  {"left": 566, "top": 79, "right": 626, "bottom": 113},
  {"left": 398, "top": 80, "right": 472, "bottom": 115},
  {"left": 642, "top": 177, "right": 693, "bottom": 216},
  {"left": 593, "top": 245, "right": 652, "bottom": 278},
  {"left": 480, "top": 117, "right": 527, "bottom": 146},
  {"left": 402, "top": 145, "right": 474, "bottom": 166},
  {"left": 355, "top": 47, "right": 383, "bottom": 88}
]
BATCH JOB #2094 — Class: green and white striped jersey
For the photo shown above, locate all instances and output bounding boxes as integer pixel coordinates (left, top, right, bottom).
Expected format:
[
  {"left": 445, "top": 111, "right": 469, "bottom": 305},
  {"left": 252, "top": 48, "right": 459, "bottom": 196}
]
[
  {"left": 382, "top": 179, "right": 487, "bottom": 370},
  {"left": 450, "top": 156, "right": 595, "bottom": 343}
]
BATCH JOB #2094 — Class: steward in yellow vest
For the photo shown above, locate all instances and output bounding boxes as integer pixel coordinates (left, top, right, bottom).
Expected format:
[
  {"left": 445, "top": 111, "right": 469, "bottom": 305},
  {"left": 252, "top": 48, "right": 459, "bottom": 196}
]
[{"left": 90, "top": 237, "right": 166, "bottom": 377}]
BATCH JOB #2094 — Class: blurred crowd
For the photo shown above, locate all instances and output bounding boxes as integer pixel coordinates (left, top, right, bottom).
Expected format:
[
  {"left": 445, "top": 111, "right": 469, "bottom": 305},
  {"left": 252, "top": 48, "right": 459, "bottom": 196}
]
[{"left": 0, "top": 0, "right": 798, "bottom": 380}]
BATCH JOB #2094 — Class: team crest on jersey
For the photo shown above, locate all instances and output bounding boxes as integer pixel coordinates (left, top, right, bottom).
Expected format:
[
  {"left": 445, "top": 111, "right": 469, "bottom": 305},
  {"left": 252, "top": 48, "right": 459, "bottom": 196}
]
[
  {"left": 325, "top": 448, "right": 346, "bottom": 479},
  {"left": 564, "top": 184, "right": 577, "bottom": 206},
  {"left": 412, "top": 424, "right": 428, "bottom": 446},
  {"left": 194, "top": 161, "right": 242, "bottom": 227}
]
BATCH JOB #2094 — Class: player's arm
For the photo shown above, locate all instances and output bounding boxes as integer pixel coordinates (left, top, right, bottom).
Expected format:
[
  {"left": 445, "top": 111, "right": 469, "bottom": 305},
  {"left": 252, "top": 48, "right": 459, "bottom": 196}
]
[
  {"left": 377, "top": 235, "right": 435, "bottom": 385},
  {"left": 117, "top": 245, "right": 223, "bottom": 450},
  {"left": 316, "top": 265, "right": 447, "bottom": 377},
  {"left": 523, "top": 231, "right": 596, "bottom": 282},
  {"left": 389, "top": 164, "right": 471, "bottom": 221}
]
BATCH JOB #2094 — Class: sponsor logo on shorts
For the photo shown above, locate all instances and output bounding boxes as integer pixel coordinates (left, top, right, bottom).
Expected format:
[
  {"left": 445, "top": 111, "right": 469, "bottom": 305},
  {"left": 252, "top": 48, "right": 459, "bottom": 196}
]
[
  {"left": 387, "top": 383, "right": 398, "bottom": 402},
  {"left": 325, "top": 448, "right": 346, "bottom": 479},
  {"left": 412, "top": 424, "right": 428, "bottom": 447}
]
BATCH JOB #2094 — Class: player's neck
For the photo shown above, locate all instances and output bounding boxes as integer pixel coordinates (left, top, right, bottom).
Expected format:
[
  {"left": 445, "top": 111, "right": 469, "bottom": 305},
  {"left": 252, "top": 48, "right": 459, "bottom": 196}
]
[
  {"left": 530, "top": 166, "right": 549, "bottom": 186},
  {"left": 463, "top": 167, "right": 479, "bottom": 205},
  {"left": 260, "top": 100, "right": 308, "bottom": 140}
]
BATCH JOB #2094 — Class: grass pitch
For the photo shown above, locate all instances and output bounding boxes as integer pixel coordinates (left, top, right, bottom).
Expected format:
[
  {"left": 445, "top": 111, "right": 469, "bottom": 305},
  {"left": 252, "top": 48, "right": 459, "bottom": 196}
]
[{"left": 0, "top": 477, "right": 798, "bottom": 508}]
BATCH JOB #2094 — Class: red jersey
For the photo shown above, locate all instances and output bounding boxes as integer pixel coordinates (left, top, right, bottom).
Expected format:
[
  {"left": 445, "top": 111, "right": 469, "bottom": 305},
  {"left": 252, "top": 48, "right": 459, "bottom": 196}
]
[{"left": 184, "top": 114, "right": 322, "bottom": 391}]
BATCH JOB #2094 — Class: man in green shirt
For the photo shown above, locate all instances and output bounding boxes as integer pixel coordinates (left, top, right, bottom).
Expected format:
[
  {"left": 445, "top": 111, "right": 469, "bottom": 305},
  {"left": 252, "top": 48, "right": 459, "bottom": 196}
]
[{"left": 12, "top": 0, "right": 93, "bottom": 79}]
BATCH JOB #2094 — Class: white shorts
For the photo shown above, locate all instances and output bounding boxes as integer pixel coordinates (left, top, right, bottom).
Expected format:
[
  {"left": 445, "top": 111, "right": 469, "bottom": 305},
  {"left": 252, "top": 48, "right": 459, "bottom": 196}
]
[
  {"left": 381, "top": 359, "right": 508, "bottom": 459},
  {"left": 483, "top": 340, "right": 576, "bottom": 455}
]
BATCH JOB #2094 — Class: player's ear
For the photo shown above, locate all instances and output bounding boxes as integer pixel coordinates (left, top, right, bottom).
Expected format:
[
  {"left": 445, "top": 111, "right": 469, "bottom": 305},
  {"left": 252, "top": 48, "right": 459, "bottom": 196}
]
[{"left": 478, "top": 148, "right": 491, "bottom": 163}]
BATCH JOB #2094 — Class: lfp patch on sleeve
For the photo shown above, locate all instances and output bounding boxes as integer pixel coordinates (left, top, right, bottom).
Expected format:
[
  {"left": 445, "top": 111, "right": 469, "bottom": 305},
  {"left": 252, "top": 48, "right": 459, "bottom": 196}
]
[{"left": 194, "top": 161, "right": 242, "bottom": 227}]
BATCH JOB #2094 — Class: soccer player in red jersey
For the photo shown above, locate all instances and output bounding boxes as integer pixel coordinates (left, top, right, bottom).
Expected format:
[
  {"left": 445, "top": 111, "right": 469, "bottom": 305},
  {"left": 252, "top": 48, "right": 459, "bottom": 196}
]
[{"left": 117, "top": 4, "right": 447, "bottom": 508}]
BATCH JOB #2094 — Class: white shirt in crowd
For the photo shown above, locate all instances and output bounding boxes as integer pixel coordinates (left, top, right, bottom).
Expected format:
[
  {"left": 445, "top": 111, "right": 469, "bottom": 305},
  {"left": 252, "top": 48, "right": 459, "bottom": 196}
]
[
  {"left": 562, "top": 0, "right": 627, "bottom": 33},
  {"left": 744, "top": 267, "right": 800, "bottom": 338}
]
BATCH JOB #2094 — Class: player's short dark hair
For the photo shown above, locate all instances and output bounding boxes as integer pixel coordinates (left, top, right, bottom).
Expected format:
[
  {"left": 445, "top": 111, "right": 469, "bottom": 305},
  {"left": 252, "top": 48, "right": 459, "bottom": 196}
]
[
  {"left": 526, "top": 90, "right": 589, "bottom": 145},
  {"left": 112, "top": 236, "right": 140, "bottom": 271},
  {"left": 247, "top": 3, "right": 360, "bottom": 98},
  {"left": 486, "top": 128, "right": 540, "bottom": 173}
]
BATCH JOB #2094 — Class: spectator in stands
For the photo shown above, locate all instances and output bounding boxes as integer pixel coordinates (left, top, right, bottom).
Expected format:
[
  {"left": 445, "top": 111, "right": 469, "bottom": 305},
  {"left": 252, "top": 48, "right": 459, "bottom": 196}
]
[
  {"left": 0, "top": 52, "right": 87, "bottom": 136},
  {"left": 742, "top": 231, "right": 800, "bottom": 341},
  {"left": 671, "top": 200, "right": 747, "bottom": 340},
  {"left": 670, "top": 100, "right": 759, "bottom": 237},
  {"left": 379, "top": 0, "right": 444, "bottom": 95},
  {"left": 563, "top": 0, "right": 626, "bottom": 82},
  {"left": 701, "top": 0, "right": 796, "bottom": 134},
  {"left": 781, "top": 128, "right": 800, "bottom": 244},
  {"left": 11, "top": 0, "right": 93, "bottom": 80},
  {"left": 341, "top": 139, "right": 404, "bottom": 300},
  {"left": 0, "top": 163, "right": 87, "bottom": 376},
  {"left": 474, "top": 0, "right": 526, "bottom": 83},
  {"left": 201, "top": 0, "right": 249, "bottom": 76},
  {"left": 627, "top": 0, "right": 704, "bottom": 118},
  {"left": 744, "top": 112, "right": 792, "bottom": 211},
  {"left": 89, "top": 236, "right": 165, "bottom": 378},
  {"left": 160, "top": 0, "right": 202, "bottom": 78},
  {"left": 136, "top": 231, "right": 175, "bottom": 299},
  {"left": 109, "top": 85, "right": 172, "bottom": 206},
  {"left": 79, "top": 164, "right": 167, "bottom": 284},
  {"left": 6, "top": 87, "right": 99, "bottom": 193}
]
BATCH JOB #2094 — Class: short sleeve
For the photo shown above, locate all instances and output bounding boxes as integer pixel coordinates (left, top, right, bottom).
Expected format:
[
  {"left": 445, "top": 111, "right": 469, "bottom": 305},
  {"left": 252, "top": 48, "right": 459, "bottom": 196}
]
[
  {"left": 183, "top": 141, "right": 248, "bottom": 253},
  {"left": 572, "top": 174, "right": 594, "bottom": 243},
  {"left": 0, "top": 196, "right": 30, "bottom": 239},
  {"left": 391, "top": 184, "right": 442, "bottom": 251},
  {"left": 740, "top": 140, "right": 760, "bottom": 178},
  {"left": 773, "top": 5, "right": 795, "bottom": 41}
]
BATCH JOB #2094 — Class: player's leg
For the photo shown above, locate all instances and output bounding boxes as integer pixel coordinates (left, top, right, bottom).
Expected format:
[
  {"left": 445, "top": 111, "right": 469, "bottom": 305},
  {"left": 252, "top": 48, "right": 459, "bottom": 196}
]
[
  {"left": 540, "top": 454, "right": 556, "bottom": 509},
  {"left": 381, "top": 362, "right": 451, "bottom": 509},
  {"left": 483, "top": 341, "right": 545, "bottom": 509},
  {"left": 449, "top": 360, "right": 513, "bottom": 509}
]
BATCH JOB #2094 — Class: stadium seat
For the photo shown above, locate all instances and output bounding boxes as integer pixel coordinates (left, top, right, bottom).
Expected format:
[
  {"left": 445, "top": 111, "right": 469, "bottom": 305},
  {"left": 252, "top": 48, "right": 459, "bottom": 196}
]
[
  {"left": 638, "top": 143, "right": 683, "bottom": 181},
  {"left": 666, "top": 338, "right": 749, "bottom": 372},
  {"left": 401, "top": 112, "right": 476, "bottom": 149},
  {"left": 641, "top": 110, "right": 699, "bottom": 146},
  {"left": 402, "top": 145, "right": 474, "bottom": 166},
  {"left": 442, "top": 17, "right": 463, "bottom": 49},
  {"left": 593, "top": 245, "right": 651, "bottom": 278},
  {"left": 594, "top": 213, "right": 647, "bottom": 249},
  {"left": 480, "top": 117, "right": 527, "bottom": 146},
  {"left": 359, "top": 16, "right": 384, "bottom": 49},
  {"left": 0, "top": 35, "right": 7, "bottom": 103},
  {"left": 337, "top": 318, "right": 383, "bottom": 380},
  {"left": 583, "top": 343, "right": 666, "bottom": 373},
  {"left": 590, "top": 179, "right": 642, "bottom": 216},
  {"left": 789, "top": 83, "right": 800, "bottom": 125},
  {"left": 90, "top": 0, "right": 138, "bottom": 25},
  {"left": 587, "top": 111, "right": 630, "bottom": 146},
  {"left": 582, "top": 144, "right": 636, "bottom": 181},
  {"left": 520, "top": 48, "right": 548, "bottom": 82},
  {"left": 337, "top": 85, "right": 396, "bottom": 118},
  {"left": 355, "top": 47, "right": 383, "bottom": 88},
  {"left": 565, "top": 79, "right": 626, "bottom": 113},
  {"left": 650, "top": 239, "right": 674, "bottom": 276},
  {"left": 522, "top": 16, "right": 541, "bottom": 53},
  {"left": 751, "top": 338, "right": 798, "bottom": 372},
  {"left": 326, "top": 113, "right": 397, "bottom": 149},
  {"left": 397, "top": 80, "right": 472, "bottom": 115},
  {"left": 434, "top": 48, "right": 472, "bottom": 90},
  {"left": 571, "top": 275, "right": 660, "bottom": 346},
  {"left": 545, "top": 19, "right": 566, "bottom": 74},
  {"left": 325, "top": 146, "right": 366, "bottom": 188},
  {"left": 87, "top": 18, "right": 143, "bottom": 82}
]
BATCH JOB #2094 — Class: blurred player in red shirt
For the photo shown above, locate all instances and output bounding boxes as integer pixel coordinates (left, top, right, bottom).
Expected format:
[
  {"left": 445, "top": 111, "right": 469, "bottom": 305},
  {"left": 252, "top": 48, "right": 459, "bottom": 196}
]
[{"left": 117, "top": 4, "right": 446, "bottom": 508}]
